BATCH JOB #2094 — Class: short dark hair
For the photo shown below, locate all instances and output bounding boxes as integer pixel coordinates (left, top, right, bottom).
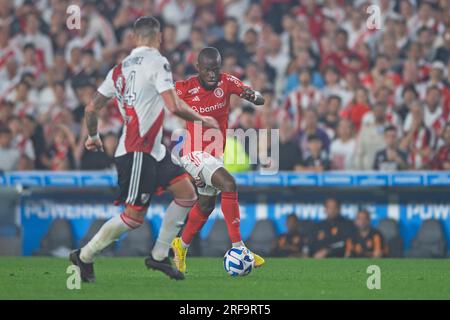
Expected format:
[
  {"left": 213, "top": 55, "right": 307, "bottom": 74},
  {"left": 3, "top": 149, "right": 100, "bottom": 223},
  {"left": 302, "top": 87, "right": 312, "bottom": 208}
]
[
  {"left": 224, "top": 16, "right": 238, "bottom": 25},
  {"left": 402, "top": 84, "right": 418, "bottom": 97},
  {"left": 328, "top": 95, "right": 342, "bottom": 105},
  {"left": 325, "top": 197, "right": 341, "bottom": 208},
  {"left": 307, "top": 133, "right": 321, "bottom": 142},
  {"left": 0, "top": 126, "right": 11, "bottom": 135},
  {"left": 133, "top": 16, "right": 160, "bottom": 40},
  {"left": 357, "top": 209, "right": 371, "bottom": 219},
  {"left": 384, "top": 125, "right": 397, "bottom": 134}
]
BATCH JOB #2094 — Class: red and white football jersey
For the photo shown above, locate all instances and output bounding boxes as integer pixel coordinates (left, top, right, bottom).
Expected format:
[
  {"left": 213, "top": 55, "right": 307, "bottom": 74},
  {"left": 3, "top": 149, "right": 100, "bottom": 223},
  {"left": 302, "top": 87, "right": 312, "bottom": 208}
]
[
  {"left": 175, "top": 73, "right": 250, "bottom": 157},
  {"left": 98, "top": 46, "right": 174, "bottom": 160}
]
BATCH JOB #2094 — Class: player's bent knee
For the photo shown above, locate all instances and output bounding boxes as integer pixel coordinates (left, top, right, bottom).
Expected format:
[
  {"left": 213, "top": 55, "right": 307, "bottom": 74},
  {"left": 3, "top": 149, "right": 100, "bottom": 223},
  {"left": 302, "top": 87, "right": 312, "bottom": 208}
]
[
  {"left": 221, "top": 177, "right": 237, "bottom": 193},
  {"left": 123, "top": 205, "right": 147, "bottom": 229},
  {"left": 174, "top": 196, "right": 198, "bottom": 208}
]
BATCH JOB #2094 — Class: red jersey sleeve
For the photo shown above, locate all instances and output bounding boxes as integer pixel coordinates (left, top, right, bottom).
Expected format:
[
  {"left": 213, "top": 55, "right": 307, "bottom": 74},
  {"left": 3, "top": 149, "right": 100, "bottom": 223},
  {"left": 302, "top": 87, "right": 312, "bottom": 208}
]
[
  {"left": 175, "top": 80, "right": 187, "bottom": 99},
  {"left": 223, "top": 73, "right": 250, "bottom": 96}
]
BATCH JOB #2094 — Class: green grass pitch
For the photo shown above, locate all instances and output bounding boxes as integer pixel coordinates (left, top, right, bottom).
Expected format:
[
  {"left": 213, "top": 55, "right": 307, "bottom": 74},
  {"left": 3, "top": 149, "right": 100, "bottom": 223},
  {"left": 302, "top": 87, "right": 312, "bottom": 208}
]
[{"left": 1, "top": 257, "right": 450, "bottom": 300}]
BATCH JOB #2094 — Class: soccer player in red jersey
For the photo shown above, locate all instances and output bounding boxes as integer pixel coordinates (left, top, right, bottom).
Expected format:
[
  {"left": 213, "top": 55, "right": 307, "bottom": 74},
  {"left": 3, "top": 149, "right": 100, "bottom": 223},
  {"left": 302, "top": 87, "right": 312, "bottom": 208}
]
[
  {"left": 171, "top": 47, "right": 266, "bottom": 273},
  {"left": 69, "top": 17, "right": 218, "bottom": 282}
]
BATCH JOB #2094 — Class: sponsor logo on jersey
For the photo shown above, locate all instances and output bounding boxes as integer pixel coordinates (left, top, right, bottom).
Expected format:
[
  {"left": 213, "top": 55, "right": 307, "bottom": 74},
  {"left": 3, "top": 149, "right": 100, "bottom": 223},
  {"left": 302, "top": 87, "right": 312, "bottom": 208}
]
[
  {"left": 192, "top": 96, "right": 200, "bottom": 102},
  {"left": 198, "top": 101, "right": 226, "bottom": 113},
  {"left": 226, "top": 75, "right": 241, "bottom": 86},
  {"left": 188, "top": 87, "right": 200, "bottom": 95},
  {"left": 214, "top": 88, "right": 224, "bottom": 98}
]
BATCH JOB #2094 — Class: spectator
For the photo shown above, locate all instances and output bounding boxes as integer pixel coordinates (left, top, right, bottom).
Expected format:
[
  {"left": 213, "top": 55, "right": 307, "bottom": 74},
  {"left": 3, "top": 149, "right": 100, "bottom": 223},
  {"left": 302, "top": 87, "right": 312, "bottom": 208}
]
[
  {"left": 0, "top": 126, "right": 20, "bottom": 171},
  {"left": 41, "top": 124, "right": 76, "bottom": 171},
  {"left": 322, "top": 95, "right": 342, "bottom": 133},
  {"left": 81, "top": 132, "right": 117, "bottom": 170},
  {"left": 278, "top": 117, "right": 302, "bottom": 171},
  {"left": 161, "top": 0, "right": 195, "bottom": 44},
  {"left": 13, "top": 12, "right": 53, "bottom": 68},
  {"left": 404, "top": 85, "right": 447, "bottom": 136},
  {"left": 396, "top": 84, "right": 419, "bottom": 122},
  {"left": 354, "top": 103, "right": 387, "bottom": 170},
  {"left": 401, "top": 101, "right": 435, "bottom": 169},
  {"left": 330, "top": 119, "right": 356, "bottom": 170},
  {"left": 296, "top": 109, "right": 330, "bottom": 156},
  {"left": 345, "top": 210, "right": 385, "bottom": 258},
  {"left": 212, "top": 17, "right": 244, "bottom": 58},
  {"left": 272, "top": 214, "right": 308, "bottom": 258},
  {"left": 284, "top": 68, "right": 322, "bottom": 131},
  {"left": 297, "top": 133, "right": 330, "bottom": 172},
  {"left": 373, "top": 125, "right": 409, "bottom": 171},
  {"left": 340, "top": 86, "right": 371, "bottom": 132},
  {"left": 431, "top": 123, "right": 450, "bottom": 170},
  {"left": 310, "top": 198, "right": 355, "bottom": 258}
]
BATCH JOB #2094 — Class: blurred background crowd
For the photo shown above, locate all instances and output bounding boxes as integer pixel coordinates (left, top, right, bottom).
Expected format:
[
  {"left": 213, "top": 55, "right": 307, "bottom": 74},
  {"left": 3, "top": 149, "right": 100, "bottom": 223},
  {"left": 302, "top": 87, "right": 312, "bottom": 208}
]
[{"left": 0, "top": 0, "right": 449, "bottom": 172}]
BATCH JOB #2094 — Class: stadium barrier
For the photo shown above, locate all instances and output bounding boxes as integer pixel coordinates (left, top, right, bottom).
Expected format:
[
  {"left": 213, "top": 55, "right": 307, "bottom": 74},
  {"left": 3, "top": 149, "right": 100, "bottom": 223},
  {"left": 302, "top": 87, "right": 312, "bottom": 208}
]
[{"left": 1, "top": 171, "right": 449, "bottom": 256}]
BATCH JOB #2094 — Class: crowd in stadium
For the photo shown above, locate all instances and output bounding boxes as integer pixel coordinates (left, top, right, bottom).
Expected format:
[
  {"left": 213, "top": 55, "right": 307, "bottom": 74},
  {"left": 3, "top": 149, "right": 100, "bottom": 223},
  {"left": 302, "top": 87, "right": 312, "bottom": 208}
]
[{"left": 0, "top": 0, "right": 449, "bottom": 172}]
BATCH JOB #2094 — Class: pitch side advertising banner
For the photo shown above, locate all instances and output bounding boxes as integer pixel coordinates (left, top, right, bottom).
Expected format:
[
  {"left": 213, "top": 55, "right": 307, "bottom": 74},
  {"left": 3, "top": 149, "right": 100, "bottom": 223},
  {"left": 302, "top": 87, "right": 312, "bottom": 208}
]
[{"left": 19, "top": 190, "right": 450, "bottom": 256}]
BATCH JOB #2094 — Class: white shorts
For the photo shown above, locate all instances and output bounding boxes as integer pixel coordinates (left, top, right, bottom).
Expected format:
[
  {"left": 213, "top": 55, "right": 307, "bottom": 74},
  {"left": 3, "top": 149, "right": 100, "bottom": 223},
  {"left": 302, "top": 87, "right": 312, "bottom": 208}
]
[{"left": 180, "top": 151, "right": 224, "bottom": 196}]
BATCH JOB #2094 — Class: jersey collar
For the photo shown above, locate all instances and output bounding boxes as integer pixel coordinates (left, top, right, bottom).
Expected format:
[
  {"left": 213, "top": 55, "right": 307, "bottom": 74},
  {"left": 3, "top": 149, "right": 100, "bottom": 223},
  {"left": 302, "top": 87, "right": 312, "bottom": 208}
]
[{"left": 131, "top": 46, "right": 158, "bottom": 54}]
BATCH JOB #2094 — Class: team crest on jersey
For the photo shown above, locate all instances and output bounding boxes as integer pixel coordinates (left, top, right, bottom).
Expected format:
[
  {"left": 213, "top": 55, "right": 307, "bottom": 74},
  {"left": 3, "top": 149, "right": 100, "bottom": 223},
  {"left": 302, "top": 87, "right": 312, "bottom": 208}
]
[
  {"left": 163, "top": 63, "right": 171, "bottom": 72},
  {"left": 214, "top": 88, "right": 224, "bottom": 98},
  {"left": 176, "top": 89, "right": 182, "bottom": 96},
  {"left": 141, "top": 193, "right": 150, "bottom": 205}
]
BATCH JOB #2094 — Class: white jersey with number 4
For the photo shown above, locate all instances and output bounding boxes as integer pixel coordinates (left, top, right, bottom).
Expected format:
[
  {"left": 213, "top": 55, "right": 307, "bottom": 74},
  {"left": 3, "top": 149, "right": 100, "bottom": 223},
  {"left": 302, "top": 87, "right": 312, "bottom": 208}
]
[{"left": 97, "top": 46, "right": 174, "bottom": 160}]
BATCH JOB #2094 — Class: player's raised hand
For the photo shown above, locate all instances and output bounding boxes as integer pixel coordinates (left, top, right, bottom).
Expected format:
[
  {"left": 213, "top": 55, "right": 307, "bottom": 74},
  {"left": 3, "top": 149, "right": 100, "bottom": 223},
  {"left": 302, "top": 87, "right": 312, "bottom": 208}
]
[
  {"left": 85, "top": 135, "right": 104, "bottom": 152},
  {"left": 201, "top": 116, "right": 219, "bottom": 129}
]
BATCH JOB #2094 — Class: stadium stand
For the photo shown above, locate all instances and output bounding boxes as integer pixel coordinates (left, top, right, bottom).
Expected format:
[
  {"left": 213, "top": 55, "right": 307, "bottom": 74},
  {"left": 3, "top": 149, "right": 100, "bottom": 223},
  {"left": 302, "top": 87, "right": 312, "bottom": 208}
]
[
  {"left": 0, "top": 0, "right": 449, "bottom": 258},
  {"left": 245, "top": 220, "right": 277, "bottom": 257},
  {"left": 34, "top": 219, "right": 74, "bottom": 256},
  {"left": 115, "top": 220, "right": 154, "bottom": 257},
  {"left": 377, "top": 218, "right": 404, "bottom": 257},
  {"left": 406, "top": 219, "right": 447, "bottom": 258},
  {"left": 0, "top": 0, "right": 448, "bottom": 173},
  {"left": 201, "top": 220, "right": 230, "bottom": 257},
  {"left": 79, "top": 219, "right": 115, "bottom": 257}
]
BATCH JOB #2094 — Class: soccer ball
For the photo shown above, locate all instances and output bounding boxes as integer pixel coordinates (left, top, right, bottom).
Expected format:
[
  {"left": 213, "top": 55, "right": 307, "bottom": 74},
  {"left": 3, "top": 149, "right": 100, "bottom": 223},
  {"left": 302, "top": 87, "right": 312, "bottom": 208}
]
[{"left": 223, "top": 247, "right": 254, "bottom": 277}]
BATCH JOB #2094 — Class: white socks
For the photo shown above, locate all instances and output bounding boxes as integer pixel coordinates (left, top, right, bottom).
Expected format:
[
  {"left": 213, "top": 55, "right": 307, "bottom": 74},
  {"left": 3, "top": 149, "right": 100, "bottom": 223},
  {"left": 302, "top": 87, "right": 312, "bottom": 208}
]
[
  {"left": 232, "top": 241, "right": 245, "bottom": 248},
  {"left": 152, "top": 201, "right": 190, "bottom": 261},
  {"left": 80, "top": 214, "right": 133, "bottom": 263},
  {"left": 80, "top": 201, "right": 192, "bottom": 263}
]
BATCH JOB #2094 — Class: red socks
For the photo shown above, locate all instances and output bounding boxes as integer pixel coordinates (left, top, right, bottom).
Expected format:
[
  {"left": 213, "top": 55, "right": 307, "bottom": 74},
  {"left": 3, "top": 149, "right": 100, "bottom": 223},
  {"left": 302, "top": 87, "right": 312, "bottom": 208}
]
[
  {"left": 221, "top": 192, "right": 242, "bottom": 243},
  {"left": 181, "top": 202, "right": 210, "bottom": 246},
  {"left": 181, "top": 192, "right": 242, "bottom": 246}
]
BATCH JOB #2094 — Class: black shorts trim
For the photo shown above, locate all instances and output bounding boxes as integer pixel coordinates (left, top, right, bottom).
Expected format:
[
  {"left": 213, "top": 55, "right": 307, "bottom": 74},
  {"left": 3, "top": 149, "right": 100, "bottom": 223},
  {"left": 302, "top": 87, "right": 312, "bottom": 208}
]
[{"left": 114, "top": 150, "right": 186, "bottom": 208}]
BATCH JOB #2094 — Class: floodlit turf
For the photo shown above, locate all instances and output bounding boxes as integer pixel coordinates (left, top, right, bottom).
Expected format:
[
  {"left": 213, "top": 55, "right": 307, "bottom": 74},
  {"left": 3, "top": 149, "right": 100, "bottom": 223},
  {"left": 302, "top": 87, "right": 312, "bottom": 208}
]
[{"left": 0, "top": 257, "right": 449, "bottom": 300}]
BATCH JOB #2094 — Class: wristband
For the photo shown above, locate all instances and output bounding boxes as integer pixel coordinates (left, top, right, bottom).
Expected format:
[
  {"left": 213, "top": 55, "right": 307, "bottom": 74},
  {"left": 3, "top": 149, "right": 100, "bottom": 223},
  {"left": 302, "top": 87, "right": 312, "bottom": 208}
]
[{"left": 254, "top": 91, "right": 262, "bottom": 102}]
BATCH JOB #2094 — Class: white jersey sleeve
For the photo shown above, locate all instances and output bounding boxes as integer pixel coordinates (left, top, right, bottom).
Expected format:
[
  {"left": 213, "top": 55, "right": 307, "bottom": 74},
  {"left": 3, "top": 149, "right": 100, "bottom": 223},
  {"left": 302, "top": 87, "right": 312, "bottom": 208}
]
[
  {"left": 153, "top": 57, "right": 174, "bottom": 94},
  {"left": 97, "top": 68, "right": 115, "bottom": 98}
]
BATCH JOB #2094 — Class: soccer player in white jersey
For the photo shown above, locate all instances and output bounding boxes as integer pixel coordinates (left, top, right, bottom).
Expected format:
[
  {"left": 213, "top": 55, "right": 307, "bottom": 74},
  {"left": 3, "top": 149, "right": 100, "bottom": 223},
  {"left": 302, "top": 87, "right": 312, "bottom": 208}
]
[{"left": 70, "top": 16, "right": 218, "bottom": 281}]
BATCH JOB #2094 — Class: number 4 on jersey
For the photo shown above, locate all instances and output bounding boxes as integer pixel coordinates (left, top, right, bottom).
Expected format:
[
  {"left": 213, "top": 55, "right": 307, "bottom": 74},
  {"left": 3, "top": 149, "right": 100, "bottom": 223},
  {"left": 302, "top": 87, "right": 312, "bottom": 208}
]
[{"left": 124, "top": 71, "right": 137, "bottom": 106}]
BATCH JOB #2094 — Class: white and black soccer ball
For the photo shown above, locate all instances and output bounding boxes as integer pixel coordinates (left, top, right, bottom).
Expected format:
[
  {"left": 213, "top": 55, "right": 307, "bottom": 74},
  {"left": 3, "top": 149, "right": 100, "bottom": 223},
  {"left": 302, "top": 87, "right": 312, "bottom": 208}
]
[{"left": 223, "top": 247, "right": 254, "bottom": 277}]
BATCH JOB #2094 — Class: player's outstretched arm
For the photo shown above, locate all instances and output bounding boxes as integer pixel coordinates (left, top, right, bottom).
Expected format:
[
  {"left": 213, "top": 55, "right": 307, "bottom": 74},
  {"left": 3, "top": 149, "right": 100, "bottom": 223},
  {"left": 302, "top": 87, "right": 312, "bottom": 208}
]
[
  {"left": 84, "top": 91, "right": 110, "bottom": 152},
  {"left": 240, "top": 87, "right": 265, "bottom": 106},
  {"left": 161, "top": 89, "right": 219, "bottom": 128}
]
